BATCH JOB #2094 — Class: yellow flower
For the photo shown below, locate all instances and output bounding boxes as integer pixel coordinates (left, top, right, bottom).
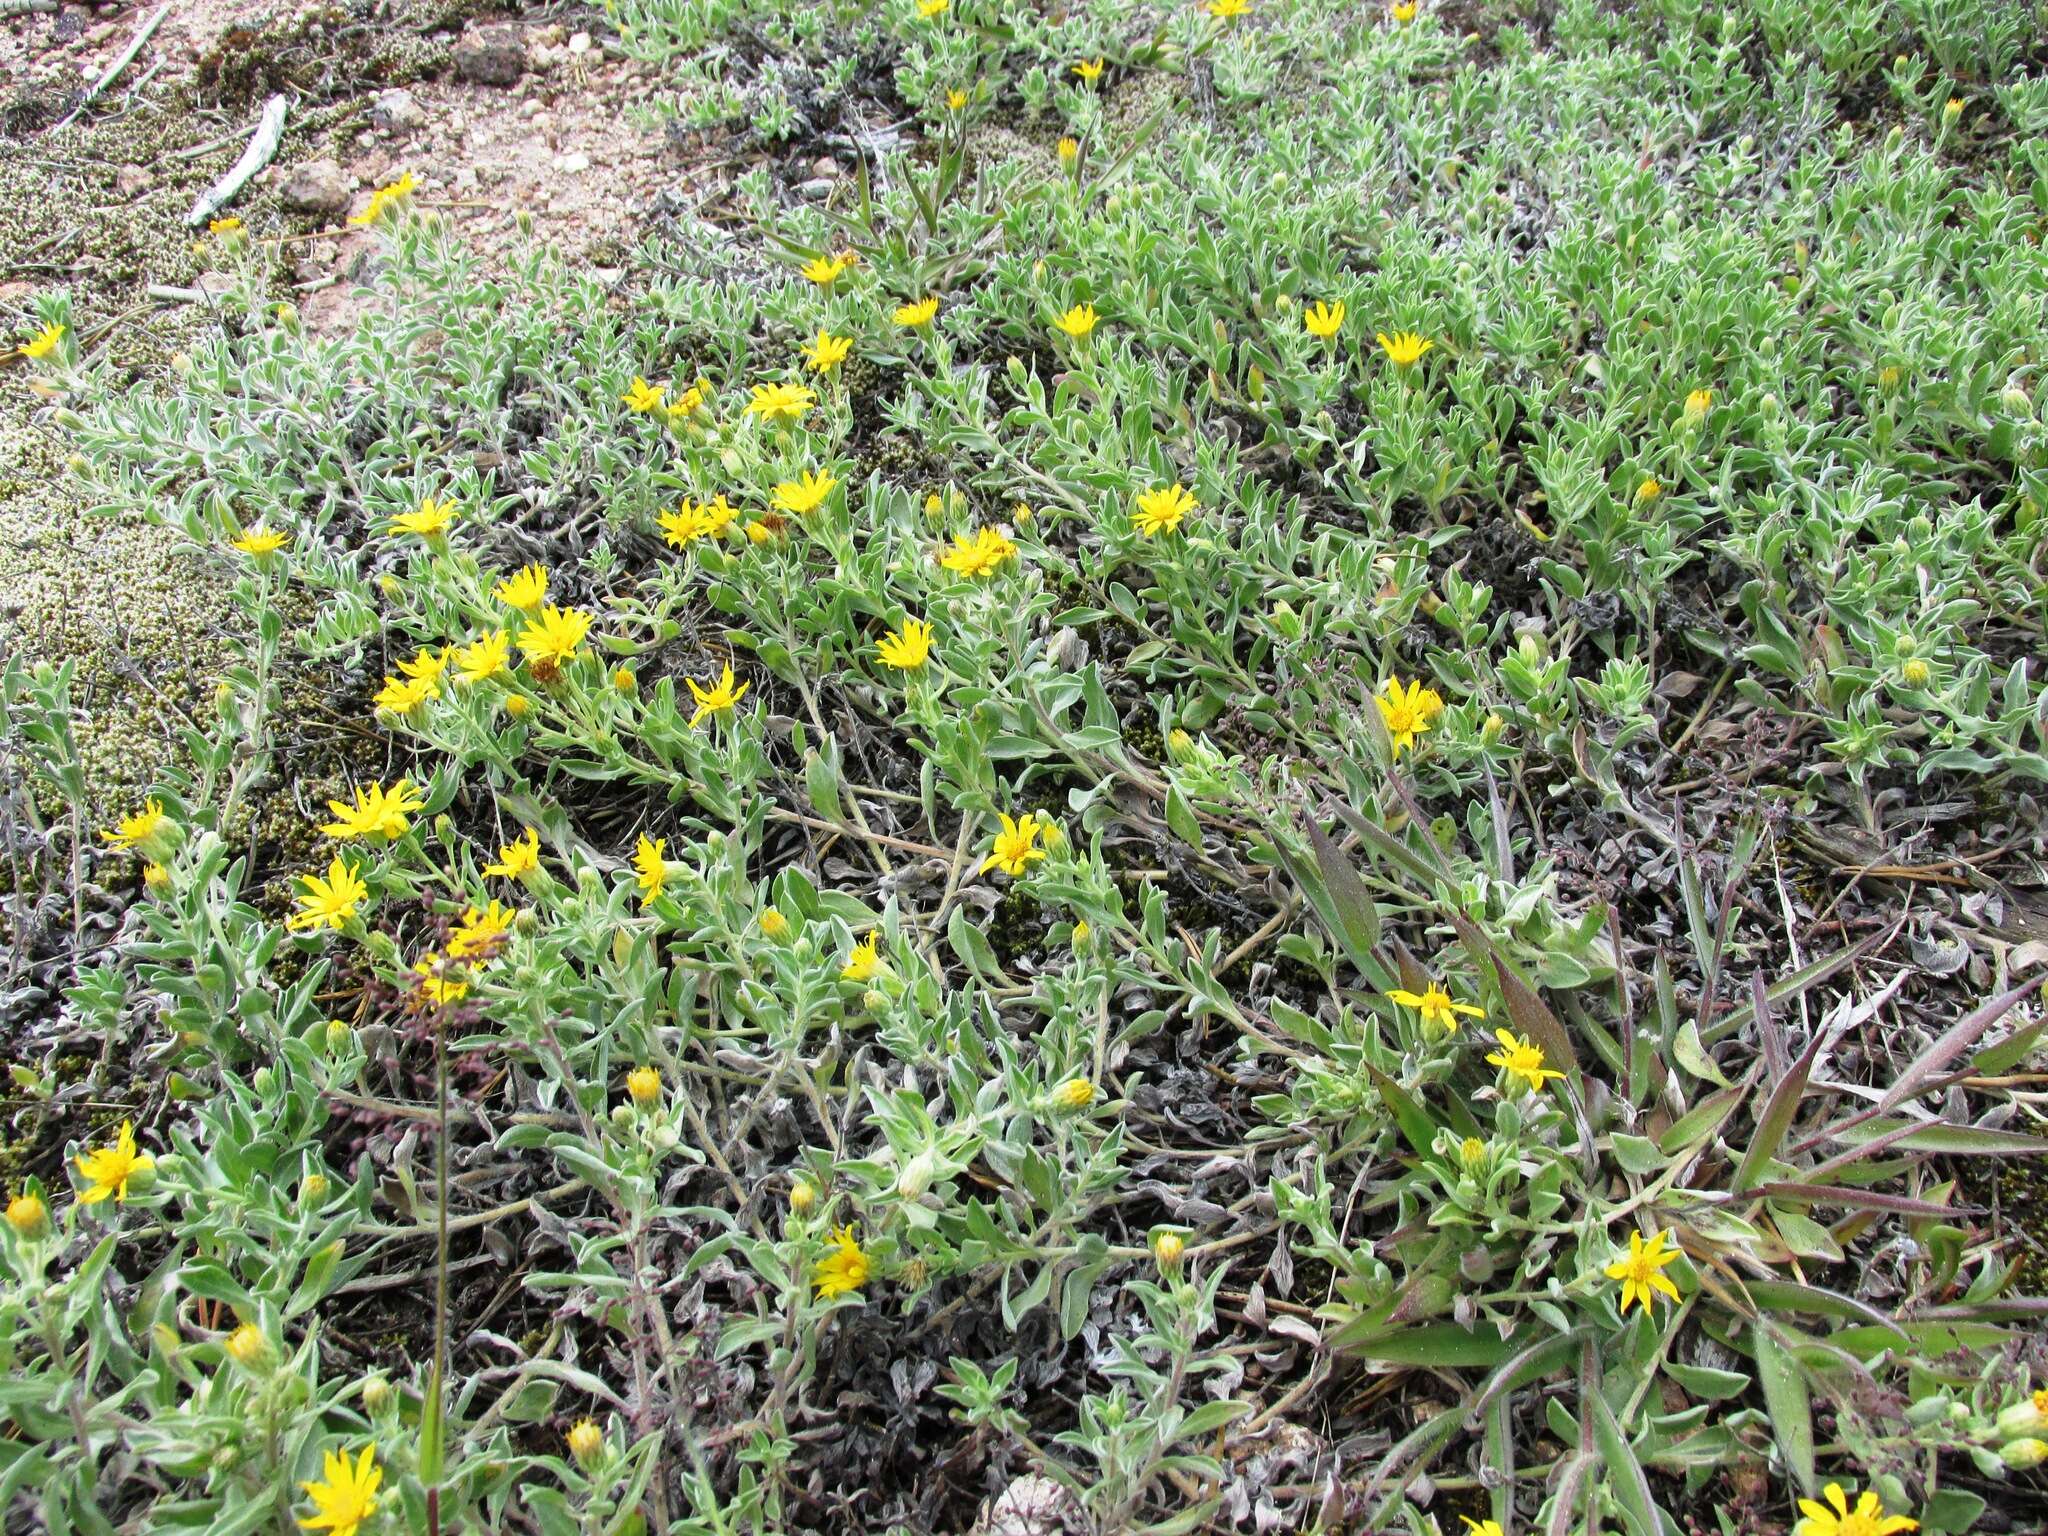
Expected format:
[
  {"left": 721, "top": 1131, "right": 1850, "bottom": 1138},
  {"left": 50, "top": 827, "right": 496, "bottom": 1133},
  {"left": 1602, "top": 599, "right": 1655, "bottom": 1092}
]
[
  {"left": 1152, "top": 1230, "right": 1185, "bottom": 1269},
  {"left": 1485, "top": 1028, "right": 1566, "bottom": 1094},
  {"left": 745, "top": 380, "right": 816, "bottom": 422},
  {"left": 1635, "top": 477, "right": 1662, "bottom": 504},
  {"left": 813, "top": 1225, "right": 871, "bottom": 1298},
  {"left": 686, "top": 663, "right": 749, "bottom": 727},
  {"left": 298, "top": 1445, "right": 383, "bottom": 1536},
  {"left": 790, "top": 1178, "right": 817, "bottom": 1212},
  {"left": 75, "top": 1120, "right": 154, "bottom": 1204},
  {"left": 504, "top": 694, "right": 531, "bottom": 717},
  {"left": 1208, "top": 0, "right": 1248, "bottom": 16},
  {"left": 484, "top": 827, "right": 540, "bottom": 881},
  {"left": 287, "top": 856, "right": 368, "bottom": 932},
  {"left": 567, "top": 1419, "right": 604, "bottom": 1465},
  {"left": 143, "top": 862, "right": 170, "bottom": 890},
  {"left": 1304, "top": 300, "right": 1345, "bottom": 339},
  {"left": 894, "top": 296, "right": 940, "bottom": 328},
  {"left": 801, "top": 252, "right": 856, "bottom": 285},
  {"left": 1604, "top": 1228, "right": 1683, "bottom": 1315},
  {"left": 634, "top": 835, "right": 667, "bottom": 908},
  {"left": 938, "top": 525, "right": 1017, "bottom": 577},
  {"left": 916, "top": 0, "right": 947, "bottom": 15},
  {"left": 101, "top": 797, "right": 171, "bottom": 856},
  {"left": 350, "top": 171, "right": 417, "bottom": 225},
  {"left": 613, "top": 667, "right": 635, "bottom": 690},
  {"left": 1057, "top": 137, "right": 1080, "bottom": 163},
  {"left": 5, "top": 1193, "right": 47, "bottom": 1239},
  {"left": 759, "top": 906, "right": 791, "bottom": 939},
  {"left": 1376, "top": 330, "right": 1434, "bottom": 368},
  {"left": 399, "top": 648, "right": 448, "bottom": 685},
  {"left": 414, "top": 951, "right": 468, "bottom": 1004},
  {"left": 666, "top": 376, "right": 712, "bottom": 418},
  {"left": 373, "top": 671, "right": 439, "bottom": 714},
  {"left": 1901, "top": 657, "right": 1931, "bottom": 687},
  {"left": 802, "top": 330, "right": 852, "bottom": 373},
  {"left": 390, "top": 496, "right": 457, "bottom": 540},
  {"left": 19, "top": 323, "right": 64, "bottom": 361},
  {"left": 1375, "top": 676, "right": 1444, "bottom": 753},
  {"left": 626, "top": 1066, "right": 661, "bottom": 1105},
  {"left": 1133, "top": 482, "right": 1195, "bottom": 537},
  {"left": 841, "top": 931, "right": 881, "bottom": 981},
  {"left": 1460, "top": 1522, "right": 1505, "bottom": 1536},
  {"left": 1050, "top": 1078, "right": 1095, "bottom": 1110},
  {"left": 1391, "top": 0, "right": 1418, "bottom": 20},
  {"left": 493, "top": 563, "right": 549, "bottom": 611},
  {"left": 1054, "top": 302, "right": 1099, "bottom": 338},
  {"left": 1793, "top": 1483, "right": 1918, "bottom": 1536},
  {"left": 1682, "top": 387, "right": 1713, "bottom": 423},
  {"left": 946, "top": 88, "right": 969, "bottom": 110},
  {"left": 981, "top": 812, "right": 1049, "bottom": 877},
  {"left": 209, "top": 215, "right": 243, "bottom": 236},
  {"left": 621, "top": 376, "right": 665, "bottom": 412},
  {"left": 1386, "top": 983, "right": 1483, "bottom": 1037},
  {"left": 772, "top": 467, "right": 838, "bottom": 515},
  {"left": 453, "top": 628, "right": 511, "bottom": 683},
  {"left": 875, "top": 617, "right": 934, "bottom": 671},
  {"left": 1943, "top": 96, "right": 1963, "bottom": 120},
  {"left": 1074, "top": 57, "right": 1105, "bottom": 82},
  {"left": 518, "top": 605, "right": 594, "bottom": 668},
  {"left": 320, "top": 780, "right": 425, "bottom": 841},
  {"left": 225, "top": 1323, "right": 272, "bottom": 1369},
  {"left": 659, "top": 495, "right": 738, "bottom": 547},
  {"left": 232, "top": 523, "right": 288, "bottom": 556},
  {"left": 447, "top": 899, "right": 515, "bottom": 962}
]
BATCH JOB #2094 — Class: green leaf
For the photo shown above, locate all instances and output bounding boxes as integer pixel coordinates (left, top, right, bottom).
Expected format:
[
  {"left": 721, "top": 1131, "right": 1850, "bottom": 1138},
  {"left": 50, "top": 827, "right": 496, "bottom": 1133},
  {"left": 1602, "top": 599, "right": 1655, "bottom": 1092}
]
[
  {"left": 1304, "top": 814, "right": 1380, "bottom": 964},
  {"left": 1752, "top": 1325, "right": 1814, "bottom": 1495},
  {"left": 1164, "top": 783, "right": 1203, "bottom": 850},
  {"left": 1662, "top": 1362, "right": 1751, "bottom": 1400}
]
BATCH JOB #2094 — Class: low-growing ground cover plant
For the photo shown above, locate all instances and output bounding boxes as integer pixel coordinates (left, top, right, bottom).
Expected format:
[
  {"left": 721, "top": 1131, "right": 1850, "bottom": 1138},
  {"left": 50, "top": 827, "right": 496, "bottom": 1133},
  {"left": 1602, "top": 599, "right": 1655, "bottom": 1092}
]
[{"left": 4, "top": 0, "right": 2048, "bottom": 1531}]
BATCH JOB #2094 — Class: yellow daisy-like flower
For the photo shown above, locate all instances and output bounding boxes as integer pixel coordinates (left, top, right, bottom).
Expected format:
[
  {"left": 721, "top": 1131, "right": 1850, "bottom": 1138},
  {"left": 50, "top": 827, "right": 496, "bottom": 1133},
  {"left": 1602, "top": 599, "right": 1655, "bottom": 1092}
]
[
  {"left": 981, "top": 812, "right": 1049, "bottom": 877},
  {"left": 232, "top": 523, "right": 288, "bottom": 556},
  {"left": 841, "top": 931, "right": 881, "bottom": 981},
  {"left": 349, "top": 171, "right": 417, "bottom": 225},
  {"left": 938, "top": 525, "right": 1017, "bottom": 578},
  {"left": 1391, "top": 0, "right": 1418, "bottom": 21},
  {"left": 390, "top": 496, "right": 457, "bottom": 540},
  {"left": 101, "top": 797, "right": 170, "bottom": 855},
  {"left": 1057, "top": 137, "right": 1080, "bottom": 163},
  {"left": 452, "top": 628, "right": 511, "bottom": 684},
  {"left": 446, "top": 898, "right": 515, "bottom": 962},
  {"left": 298, "top": 1445, "right": 382, "bottom": 1536},
  {"left": 518, "top": 605, "right": 594, "bottom": 668},
  {"left": 621, "top": 376, "right": 666, "bottom": 413},
  {"left": 916, "top": 0, "right": 947, "bottom": 16},
  {"left": 875, "top": 617, "right": 934, "bottom": 671},
  {"left": 492, "top": 563, "right": 549, "bottom": 611},
  {"left": 1386, "top": 983, "right": 1483, "bottom": 1037},
  {"left": 5, "top": 1194, "right": 47, "bottom": 1238},
  {"left": 946, "top": 88, "right": 969, "bottom": 110},
  {"left": 667, "top": 376, "right": 712, "bottom": 417},
  {"left": 75, "top": 1120, "right": 154, "bottom": 1204},
  {"left": 1050, "top": 1078, "right": 1096, "bottom": 1110},
  {"left": 772, "top": 468, "right": 838, "bottom": 516},
  {"left": 1074, "top": 57, "right": 1105, "bottom": 82},
  {"left": 1603, "top": 1228, "right": 1683, "bottom": 1315},
  {"left": 1793, "top": 1484, "right": 1918, "bottom": 1536},
  {"left": 1376, "top": 330, "right": 1434, "bottom": 368},
  {"left": 320, "top": 780, "right": 426, "bottom": 841},
  {"left": 745, "top": 380, "right": 816, "bottom": 422},
  {"left": 19, "top": 323, "right": 65, "bottom": 361},
  {"left": 567, "top": 1419, "right": 603, "bottom": 1464},
  {"left": 1133, "top": 483, "right": 1196, "bottom": 537},
  {"left": 633, "top": 834, "right": 668, "bottom": 908},
  {"left": 1208, "top": 0, "right": 1248, "bottom": 16},
  {"left": 893, "top": 296, "right": 940, "bottom": 328},
  {"left": 1635, "top": 477, "right": 1662, "bottom": 504},
  {"left": 1303, "top": 300, "right": 1345, "bottom": 339},
  {"left": 1460, "top": 1521, "right": 1505, "bottom": 1536},
  {"left": 1682, "top": 387, "right": 1713, "bottom": 423},
  {"left": 287, "top": 856, "right": 368, "bottom": 932},
  {"left": 626, "top": 1065, "right": 661, "bottom": 1105},
  {"left": 1054, "top": 303, "right": 1099, "bottom": 338},
  {"left": 813, "top": 1224, "right": 871, "bottom": 1298},
  {"left": 1375, "top": 676, "right": 1444, "bottom": 754},
  {"left": 484, "top": 827, "right": 541, "bottom": 881},
  {"left": 373, "top": 671, "right": 439, "bottom": 714},
  {"left": 398, "top": 648, "right": 448, "bottom": 685},
  {"left": 802, "top": 330, "right": 852, "bottom": 373},
  {"left": 209, "top": 215, "right": 243, "bottom": 236},
  {"left": 685, "top": 663, "right": 749, "bottom": 727},
  {"left": 659, "top": 495, "right": 737, "bottom": 548},
  {"left": 801, "top": 252, "right": 856, "bottom": 286},
  {"left": 1485, "top": 1028, "right": 1566, "bottom": 1095},
  {"left": 413, "top": 951, "right": 468, "bottom": 1005}
]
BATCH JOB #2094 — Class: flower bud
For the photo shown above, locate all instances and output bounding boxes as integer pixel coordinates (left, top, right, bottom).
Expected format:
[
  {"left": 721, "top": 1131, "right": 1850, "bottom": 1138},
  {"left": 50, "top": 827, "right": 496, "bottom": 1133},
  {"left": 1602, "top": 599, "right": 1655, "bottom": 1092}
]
[
  {"left": 2002, "top": 1437, "right": 2048, "bottom": 1470},
  {"left": 1944, "top": 97, "right": 1963, "bottom": 120},
  {"left": 626, "top": 1066, "right": 660, "bottom": 1106},
  {"left": 790, "top": 1179, "right": 818, "bottom": 1214},
  {"left": 759, "top": 906, "right": 791, "bottom": 939},
  {"left": 568, "top": 1418, "right": 604, "bottom": 1466},
  {"left": 6, "top": 1194, "right": 48, "bottom": 1240},
  {"left": 1071, "top": 920, "right": 1091, "bottom": 949},
  {"left": 1900, "top": 658, "right": 1930, "bottom": 687},
  {"left": 861, "top": 988, "right": 886, "bottom": 1012},
  {"left": 1152, "top": 1230, "right": 1185, "bottom": 1272},
  {"left": 1459, "top": 1136, "right": 1488, "bottom": 1174},
  {"left": 2003, "top": 382, "right": 2032, "bottom": 416},
  {"left": 1268, "top": 601, "right": 1303, "bottom": 640},
  {"left": 1050, "top": 1078, "right": 1096, "bottom": 1111},
  {"left": 897, "top": 1150, "right": 937, "bottom": 1200},
  {"left": 361, "top": 1374, "right": 394, "bottom": 1413},
  {"left": 613, "top": 668, "right": 636, "bottom": 692},
  {"left": 652, "top": 1124, "right": 680, "bottom": 1152},
  {"left": 1996, "top": 1397, "right": 2048, "bottom": 1438},
  {"left": 505, "top": 694, "right": 531, "bottom": 718},
  {"left": 225, "top": 1324, "right": 273, "bottom": 1372},
  {"left": 609, "top": 1103, "right": 634, "bottom": 1128},
  {"left": 300, "top": 1173, "right": 328, "bottom": 1206},
  {"left": 1166, "top": 728, "right": 1196, "bottom": 764}
]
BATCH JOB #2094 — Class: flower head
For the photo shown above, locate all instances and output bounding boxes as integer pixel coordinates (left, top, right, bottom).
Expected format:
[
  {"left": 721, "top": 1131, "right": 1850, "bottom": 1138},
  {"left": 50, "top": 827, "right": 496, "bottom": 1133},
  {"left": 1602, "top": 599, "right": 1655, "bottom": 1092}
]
[
  {"left": 76, "top": 1120, "right": 154, "bottom": 1204},
  {"left": 813, "top": 1225, "right": 871, "bottom": 1298},
  {"left": 1376, "top": 330, "right": 1434, "bottom": 368},
  {"left": 1057, "top": 137, "right": 1080, "bottom": 163},
  {"left": 1074, "top": 57, "right": 1105, "bottom": 82},
  {"left": 1391, "top": 0, "right": 1418, "bottom": 20},
  {"left": 374, "top": 670, "right": 439, "bottom": 714},
  {"left": 894, "top": 296, "right": 940, "bottom": 328},
  {"left": 622, "top": 376, "right": 666, "bottom": 413},
  {"left": 101, "top": 798, "right": 174, "bottom": 858},
  {"left": 518, "top": 605, "right": 594, "bottom": 669},
  {"left": 19, "top": 323, "right": 64, "bottom": 361},
  {"left": 1375, "top": 676, "right": 1444, "bottom": 754},
  {"left": 626, "top": 1066, "right": 661, "bottom": 1106},
  {"left": 1050, "top": 1078, "right": 1096, "bottom": 1111},
  {"left": 801, "top": 252, "right": 856, "bottom": 286},
  {"left": 1460, "top": 1521, "right": 1504, "bottom": 1536},
  {"left": 1604, "top": 1228, "right": 1683, "bottom": 1315},
  {"left": 1793, "top": 1483, "right": 1918, "bottom": 1536},
  {"left": 772, "top": 468, "right": 838, "bottom": 515},
  {"left": 685, "top": 663, "right": 749, "bottom": 727},
  {"left": 321, "top": 780, "right": 425, "bottom": 841},
  {"left": 1682, "top": 387, "right": 1713, "bottom": 424},
  {"left": 568, "top": 1419, "right": 604, "bottom": 1465},
  {"left": 876, "top": 617, "right": 934, "bottom": 671},
  {"left": 233, "top": 523, "right": 288, "bottom": 556},
  {"left": 485, "top": 827, "right": 541, "bottom": 881},
  {"left": 350, "top": 171, "right": 417, "bottom": 225},
  {"left": 759, "top": 906, "right": 791, "bottom": 939},
  {"left": 1208, "top": 0, "right": 1249, "bottom": 16},
  {"left": 298, "top": 1445, "right": 382, "bottom": 1536},
  {"left": 982, "top": 812, "right": 1049, "bottom": 877},
  {"left": 226, "top": 1324, "right": 272, "bottom": 1369},
  {"left": 1133, "top": 483, "right": 1196, "bottom": 537},
  {"left": 659, "top": 495, "right": 737, "bottom": 547},
  {"left": 802, "top": 330, "right": 852, "bottom": 373},
  {"left": 447, "top": 899, "right": 515, "bottom": 962},
  {"left": 209, "top": 215, "right": 243, "bottom": 236},
  {"left": 1635, "top": 477, "right": 1662, "bottom": 504},
  {"left": 1304, "top": 300, "right": 1345, "bottom": 338},
  {"left": 493, "top": 563, "right": 549, "bottom": 612},
  {"left": 390, "top": 496, "right": 457, "bottom": 541},
  {"left": 288, "top": 856, "right": 368, "bottom": 932},
  {"left": 1055, "top": 303, "right": 1099, "bottom": 338},
  {"left": 946, "top": 87, "right": 969, "bottom": 110},
  {"left": 413, "top": 951, "right": 467, "bottom": 1005},
  {"left": 842, "top": 931, "right": 881, "bottom": 981},
  {"left": 634, "top": 835, "right": 667, "bottom": 908},
  {"left": 5, "top": 1194, "right": 48, "bottom": 1239},
  {"left": 1386, "top": 982, "right": 1483, "bottom": 1037},
  {"left": 745, "top": 380, "right": 816, "bottom": 423},
  {"left": 915, "top": 0, "right": 947, "bottom": 15},
  {"left": 939, "top": 525, "right": 1017, "bottom": 578},
  {"left": 667, "top": 376, "right": 712, "bottom": 418},
  {"left": 1485, "top": 1028, "right": 1566, "bottom": 1094},
  {"left": 453, "top": 628, "right": 511, "bottom": 684}
]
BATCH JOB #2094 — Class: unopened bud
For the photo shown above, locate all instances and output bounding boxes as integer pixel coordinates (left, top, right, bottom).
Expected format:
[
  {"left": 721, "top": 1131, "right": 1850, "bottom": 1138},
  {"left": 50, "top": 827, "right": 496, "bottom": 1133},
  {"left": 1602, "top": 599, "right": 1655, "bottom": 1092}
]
[
  {"left": 1152, "top": 1230, "right": 1185, "bottom": 1271},
  {"left": 2002, "top": 1437, "right": 2048, "bottom": 1470}
]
